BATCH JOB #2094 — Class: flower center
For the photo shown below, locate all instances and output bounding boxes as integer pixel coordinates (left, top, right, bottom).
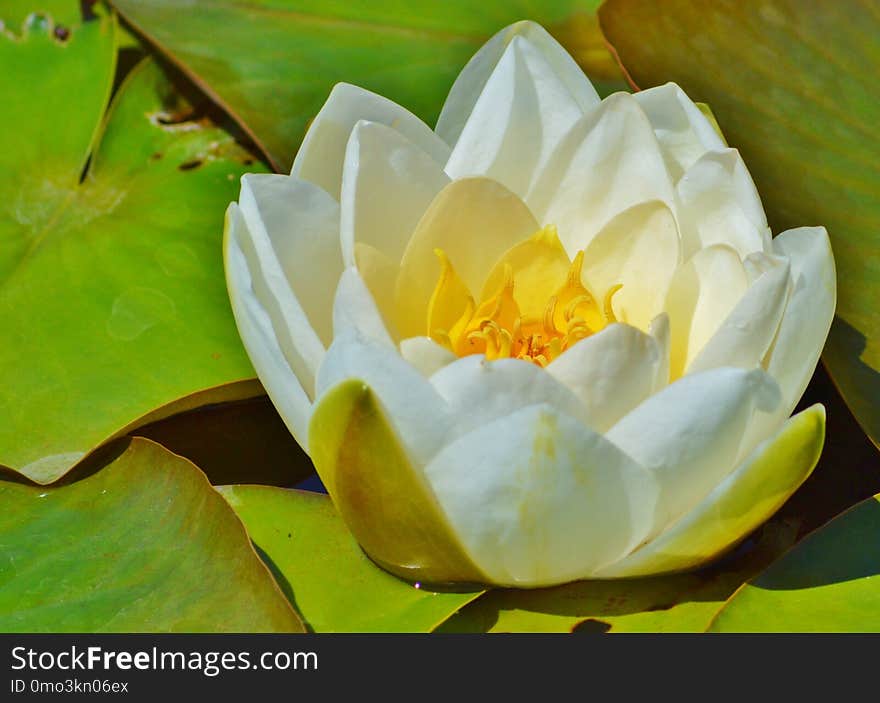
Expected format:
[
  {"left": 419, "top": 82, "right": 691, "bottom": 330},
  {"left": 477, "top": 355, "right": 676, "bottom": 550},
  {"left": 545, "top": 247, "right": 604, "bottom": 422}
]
[{"left": 426, "top": 225, "right": 621, "bottom": 367}]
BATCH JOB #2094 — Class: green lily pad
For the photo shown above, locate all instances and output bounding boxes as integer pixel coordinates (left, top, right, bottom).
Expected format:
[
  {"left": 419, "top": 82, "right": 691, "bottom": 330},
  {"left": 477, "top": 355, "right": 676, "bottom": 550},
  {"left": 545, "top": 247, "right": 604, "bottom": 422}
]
[
  {"left": 217, "top": 485, "right": 484, "bottom": 632},
  {"left": 0, "top": 438, "right": 303, "bottom": 632},
  {"left": 438, "top": 520, "right": 799, "bottom": 633},
  {"left": 111, "top": 0, "right": 627, "bottom": 171},
  {"left": 599, "top": 0, "right": 880, "bottom": 449},
  {"left": 709, "top": 494, "right": 880, "bottom": 632},
  {"left": 0, "top": 7, "right": 264, "bottom": 483}
]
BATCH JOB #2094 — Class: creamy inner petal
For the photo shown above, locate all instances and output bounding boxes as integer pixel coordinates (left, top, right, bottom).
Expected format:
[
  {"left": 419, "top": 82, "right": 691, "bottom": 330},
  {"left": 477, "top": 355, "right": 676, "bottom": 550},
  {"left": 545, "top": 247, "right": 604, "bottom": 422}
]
[
  {"left": 581, "top": 200, "right": 681, "bottom": 331},
  {"left": 545, "top": 322, "right": 666, "bottom": 433},
  {"left": 340, "top": 120, "right": 449, "bottom": 268},
  {"left": 435, "top": 20, "right": 599, "bottom": 148},
  {"left": 676, "top": 149, "right": 770, "bottom": 260},
  {"left": 633, "top": 83, "right": 727, "bottom": 179},
  {"left": 664, "top": 244, "right": 749, "bottom": 379},
  {"left": 444, "top": 34, "right": 586, "bottom": 199},
  {"left": 527, "top": 92, "right": 677, "bottom": 255},
  {"left": 292, "top": 82, "right": 449, "bottom": 199},
  {"left": 394, "top": 177, "right": 539, "bottom": 339},
  {"left": 687, "top": 253, "right": 791, "bottom": 375}
]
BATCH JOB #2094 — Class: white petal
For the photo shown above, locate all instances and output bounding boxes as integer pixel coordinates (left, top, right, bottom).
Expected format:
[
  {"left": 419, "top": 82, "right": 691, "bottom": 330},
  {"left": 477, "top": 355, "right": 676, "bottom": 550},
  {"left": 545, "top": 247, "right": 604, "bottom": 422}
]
[
  {"left": 399, "top": 336, "right": 457, "bottom": 377},
  {"left": 606, "top": 367, "right": 782, "bottom": 538},
  {"left": 649, "top": 312, "right": 671, "bottom": 389},
  {"left": 234, "top": 180, "right": 330, "bottom": 397},
  {"left": 634, "top": 83, "right": 726, "bottom": 178},
  {"left": 546, "top": 323, "right": 666, "bottom": 433},
  {"left": 239, "top": 173, "right": 342, "bottom": 346},
  {"left": 581, "top": 200, "right": 681, "bottom": 330},
  {"left": 765, "top": 226, "right": 836, "bottom": 413},
  {"left": 598, "top": 404, "right": 825, "bottom": 578},
  {"left": 315, "top": 328, "right": 452, "bottom": 465},
  {"left": 332, "top": 267, "right": 394, "bottom": 348},
  {"left": 688, "top": 253, "right": 791, "bottom": 374},
  {"left": 429, "top": 355, "right": 589, "bottom": 436},
  {"left": 444, "top": 35, "right": 586, "bottom": 199},
  {"left": 291, "top": 83, "right": 450, "bottom": 199},
  {"left": 351, "top": 242, "right": 400, "bottom": 336},
  {"left": 529, "top": 93, "right": 676, "bottom": 255},
  {"left": 394, "top": 177, "right": 540, "bottom": 339},
  {"left": 436, "top": 20, "right": 599, "bottom": 148},
  {"left": 676, "top": 149, "right": 770, "bottom": 259},
  {"left": 424, "top": 403, "right": 658, "bottom": 586},
  {"left": 224, "top": 203, "right": 312, "bottom": 445},
  {"left": 340, "top": 120, "right": 449, "bottom": 267},
  {"left": 664, "top": 244, "right": 749, "bottom": 379}
]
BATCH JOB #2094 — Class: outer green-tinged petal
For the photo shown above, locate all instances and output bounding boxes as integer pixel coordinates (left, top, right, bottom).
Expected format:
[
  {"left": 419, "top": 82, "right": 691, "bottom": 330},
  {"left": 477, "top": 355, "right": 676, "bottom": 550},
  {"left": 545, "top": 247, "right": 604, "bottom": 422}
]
[
  {"left": 598, "top": 404, "right": 825, "bottom": 578},
  {"left": 400, "top": 336, "right": 458, "bottom": 377},
  {"left": 315, "top": 329, "right": 452, "bottom": 465},
  {"left": 581, "top": 200, "right": 680, "bottom": 330},
  {"left": 423, "top": 403, "right": 659, "bottom": 586},
  {"left": 765, "top": 226, "right": 836, "bottom": 414},
  {"left": 676, "top": 149, "right": 770, "bottom": 259},
  {"left": 239, "top": 173, "right": 342, "bottom": 346},
  {"left": 394, "top": 177, "right": 539, "bottom": 338},
  {"left": 291, "top": 83, "right": 449, "bottom": 199},
  {"left": 224, "top": 204, "right": 312, "bottom": 445},
  {"left": 444, "top": 35, "right": 585, "bottom": 199},
  {"left": 664, "top": 244, "right": 749, "bottom": 378},
  {"left": 606, "top": 367, "right": 782, "bottom": 538},
  {"left": 340, "top": 120, "right": 449, "bottom": 268},
  {"left": 633, "top": 82, "right": 726, "bottom": 178},
  {"left": 435, "top": 19, "right": 600, "bottom": 148},
  {"left": 308, "top": 379, "right": 486, "bottom": 585},
  {"left": 429, "top": 355, "right": 590, "bottom": 435},
  {"left": 529, "top": 93, "right": 676, "bottom": 256},
  {"left": 687, "top": 253, "right": 790, "bottom": 374},
  {"left": 546, "top": 322, "right": 667, "bottom": 433}
]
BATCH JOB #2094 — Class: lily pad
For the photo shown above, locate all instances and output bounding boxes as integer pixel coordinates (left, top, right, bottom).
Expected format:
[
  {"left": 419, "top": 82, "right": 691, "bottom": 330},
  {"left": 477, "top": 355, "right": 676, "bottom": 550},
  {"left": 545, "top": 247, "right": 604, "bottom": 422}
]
[
  {"left": 599, "top": 0, "right": 880, "bottom": 448},
  {"left": 0, "top": 438, "right": 303, "bottom": 632},
  {"left": 217, "top": 485, "right": 484, "bottom": 632},
  {"left": 438, "top": 520, "right": 799, "bottom": 632},
  {"left": 0, "top": 7, "right": 264, "bottom": 482},
  {"left": 710, "top": 494, "right": 880, "bottom": 632},
  {"left": 111, "top": 0, "right": 627, "bottom": 171}
]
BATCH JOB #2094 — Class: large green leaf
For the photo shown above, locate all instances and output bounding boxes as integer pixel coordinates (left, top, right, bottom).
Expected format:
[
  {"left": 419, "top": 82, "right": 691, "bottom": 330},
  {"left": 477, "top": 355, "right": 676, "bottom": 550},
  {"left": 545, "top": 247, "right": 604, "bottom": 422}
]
[
  {"left": 0, "top": 438, "right": 303, "bottom": 632},
  {"left": 599, "top": 0, "right": 880, "bottom": 448},
  {"left": 0, "top": 6, "right": 264, "bottom": 483},
  {"left": 111, "top": 0, "right": 627, "bottom": 171},
  {"left": 438, "top": 521, "right": 798, "bottom": 633},
  {"left": 217, "top": 485, "right": 484, "bottom": 632},
  {"left": 710, "top": 495, "right": 880, "bottom": 632}
]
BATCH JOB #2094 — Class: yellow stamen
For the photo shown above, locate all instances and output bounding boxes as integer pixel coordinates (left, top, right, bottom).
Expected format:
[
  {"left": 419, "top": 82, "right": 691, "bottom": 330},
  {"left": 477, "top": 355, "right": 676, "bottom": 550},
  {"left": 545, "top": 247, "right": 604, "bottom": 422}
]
[{"left": 427, "top": 226, "right": 622, "bottom": 366}]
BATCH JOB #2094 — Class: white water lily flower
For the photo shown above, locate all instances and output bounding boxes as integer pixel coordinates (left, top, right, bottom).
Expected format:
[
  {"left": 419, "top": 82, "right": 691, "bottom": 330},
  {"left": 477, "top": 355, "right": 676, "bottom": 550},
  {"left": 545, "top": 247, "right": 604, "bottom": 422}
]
[{"left": 224, "top": 21, "right": 836, "bottom": 587}]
